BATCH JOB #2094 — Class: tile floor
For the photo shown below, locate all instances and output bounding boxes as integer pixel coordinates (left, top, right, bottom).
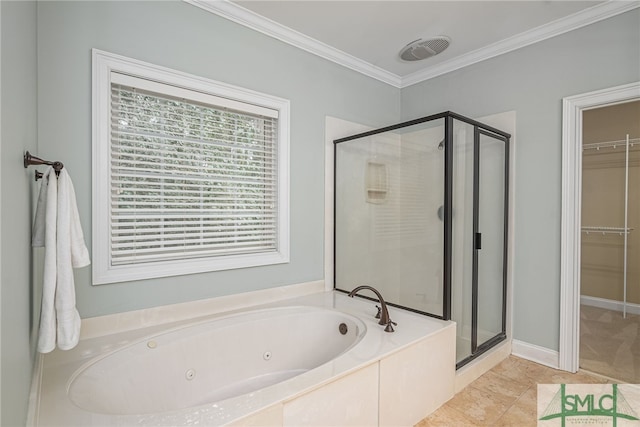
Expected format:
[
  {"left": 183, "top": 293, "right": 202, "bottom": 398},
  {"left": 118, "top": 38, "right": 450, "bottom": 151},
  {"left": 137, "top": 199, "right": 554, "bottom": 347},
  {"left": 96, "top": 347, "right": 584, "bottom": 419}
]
[
  {"left": 415, "top": 355, "right": 612, "bottom": 426},
  {"left": 580, "top": 304, "right": 640, "bottom": 383}
]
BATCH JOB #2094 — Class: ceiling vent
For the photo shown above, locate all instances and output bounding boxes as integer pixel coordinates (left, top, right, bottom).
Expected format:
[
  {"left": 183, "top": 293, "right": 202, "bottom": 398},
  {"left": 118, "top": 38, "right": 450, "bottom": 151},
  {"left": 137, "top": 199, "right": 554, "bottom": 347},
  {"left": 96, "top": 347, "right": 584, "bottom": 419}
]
[{"left": 399, "top": 36, "right": 450, "bottom": 61}]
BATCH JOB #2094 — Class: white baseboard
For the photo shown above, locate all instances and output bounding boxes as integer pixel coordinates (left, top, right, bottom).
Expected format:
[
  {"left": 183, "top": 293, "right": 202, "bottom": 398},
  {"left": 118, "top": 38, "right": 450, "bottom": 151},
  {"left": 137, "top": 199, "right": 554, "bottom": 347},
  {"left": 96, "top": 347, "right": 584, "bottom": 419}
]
[
  {"left": 581, "top": 295, "right": 640, "bottom": 315},
  {"left": 511, "top": 339, "right": 559, "bottom": 369}
]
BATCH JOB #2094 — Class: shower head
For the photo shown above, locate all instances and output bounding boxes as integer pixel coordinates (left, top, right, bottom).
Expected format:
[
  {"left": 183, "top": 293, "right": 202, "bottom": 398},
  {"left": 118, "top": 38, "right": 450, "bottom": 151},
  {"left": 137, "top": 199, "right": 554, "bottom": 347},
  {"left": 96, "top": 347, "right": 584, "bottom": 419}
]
[{"left": 437, "top": 139, "right": 444, "bottom": 151}]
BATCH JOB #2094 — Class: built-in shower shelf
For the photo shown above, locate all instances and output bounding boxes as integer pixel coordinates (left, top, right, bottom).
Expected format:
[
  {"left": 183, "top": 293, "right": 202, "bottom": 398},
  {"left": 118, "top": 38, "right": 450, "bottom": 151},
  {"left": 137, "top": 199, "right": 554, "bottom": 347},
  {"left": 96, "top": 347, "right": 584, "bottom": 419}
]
[
  {"left": 365, "top": 161, "right": 388, "bottom": 204},
  {"left": 366, "top": 189, "right": 388, "bottom": 204},
  {"left": 581, "top": 226, "right": 634, "bottom": 235}
]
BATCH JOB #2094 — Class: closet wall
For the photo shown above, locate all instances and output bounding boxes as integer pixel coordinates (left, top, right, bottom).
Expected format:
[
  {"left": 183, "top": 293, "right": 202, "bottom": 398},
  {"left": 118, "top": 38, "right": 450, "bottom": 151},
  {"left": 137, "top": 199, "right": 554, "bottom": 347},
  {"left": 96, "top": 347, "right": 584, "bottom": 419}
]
[{"left": 581, "top": 101, "right": 640, "bottom": 308}]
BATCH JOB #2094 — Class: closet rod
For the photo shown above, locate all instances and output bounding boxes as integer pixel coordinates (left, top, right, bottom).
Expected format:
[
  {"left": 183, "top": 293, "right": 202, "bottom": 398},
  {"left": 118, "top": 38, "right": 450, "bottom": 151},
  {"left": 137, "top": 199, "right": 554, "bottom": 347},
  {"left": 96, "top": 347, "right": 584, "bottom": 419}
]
[
  {"left": 583, "top": 137, "right": 639, "bottom": 151},
  {"left": 581, "top": 226, "right": 633, "bottom": 235}
]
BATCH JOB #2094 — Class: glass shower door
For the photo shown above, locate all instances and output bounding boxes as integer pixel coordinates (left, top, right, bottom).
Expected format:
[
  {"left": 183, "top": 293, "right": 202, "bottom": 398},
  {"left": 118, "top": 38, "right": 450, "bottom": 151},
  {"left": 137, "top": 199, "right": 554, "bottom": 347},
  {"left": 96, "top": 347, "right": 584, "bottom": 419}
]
[
  {"left": 452, "top": 121, "right": 509, "bottom": 367},
  {"left": 474, "top": 129, "right": 508, "bottom": 352}
]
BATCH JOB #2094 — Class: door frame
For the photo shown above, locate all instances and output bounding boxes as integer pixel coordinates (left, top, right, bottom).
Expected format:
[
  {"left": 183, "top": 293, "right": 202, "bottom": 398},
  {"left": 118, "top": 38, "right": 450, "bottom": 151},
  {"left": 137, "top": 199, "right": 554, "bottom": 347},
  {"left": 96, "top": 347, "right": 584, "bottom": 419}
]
[{"left": 559, "top": 81, "right": 640, "bottom": 372}]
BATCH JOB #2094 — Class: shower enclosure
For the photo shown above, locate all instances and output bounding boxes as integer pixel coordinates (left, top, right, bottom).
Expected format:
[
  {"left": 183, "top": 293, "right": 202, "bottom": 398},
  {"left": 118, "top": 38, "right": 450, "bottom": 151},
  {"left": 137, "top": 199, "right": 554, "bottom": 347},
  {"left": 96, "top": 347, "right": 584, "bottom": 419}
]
[{"left": 334, "top": 111, "right": 510, "bottom": 368}]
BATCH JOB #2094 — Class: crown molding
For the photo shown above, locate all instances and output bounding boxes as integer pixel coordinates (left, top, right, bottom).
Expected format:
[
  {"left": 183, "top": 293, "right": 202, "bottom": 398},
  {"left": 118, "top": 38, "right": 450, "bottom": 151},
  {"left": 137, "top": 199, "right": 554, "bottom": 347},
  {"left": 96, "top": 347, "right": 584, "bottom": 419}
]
[
  {"left": 186, "top": 0, "right": 639, "bottom": 90},
  {"left": 185, "top": 0, "right": 403, "bottom": 88},
  {"left": 401, "top": 1, "right": 640, "bottom": 88}
]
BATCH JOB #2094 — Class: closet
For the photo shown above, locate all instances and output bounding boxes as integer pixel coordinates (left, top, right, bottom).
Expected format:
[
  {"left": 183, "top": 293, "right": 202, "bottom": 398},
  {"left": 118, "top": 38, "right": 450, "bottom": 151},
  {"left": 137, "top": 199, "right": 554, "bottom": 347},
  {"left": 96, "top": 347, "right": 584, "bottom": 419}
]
[
  {"left": 579, "top": 100, "right": 640, "bottom": 382},
  {"left": 582, "top": 135, "right": 636, "bottom": 317}
]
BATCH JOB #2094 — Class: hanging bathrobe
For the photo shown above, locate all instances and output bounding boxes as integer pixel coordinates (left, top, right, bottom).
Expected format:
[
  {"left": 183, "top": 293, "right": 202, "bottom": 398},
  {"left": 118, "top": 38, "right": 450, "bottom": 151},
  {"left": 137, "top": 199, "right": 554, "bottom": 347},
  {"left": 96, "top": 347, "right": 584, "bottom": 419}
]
[{"left": 32, "top": 166, "right": 90, "bottom": 353}]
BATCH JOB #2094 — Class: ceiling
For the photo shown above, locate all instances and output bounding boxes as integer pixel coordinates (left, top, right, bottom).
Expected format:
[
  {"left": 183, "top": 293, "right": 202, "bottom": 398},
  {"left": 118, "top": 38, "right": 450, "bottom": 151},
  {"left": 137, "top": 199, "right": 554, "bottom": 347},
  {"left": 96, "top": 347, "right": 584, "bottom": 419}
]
[{"left": 188, "top": 1, "right": 638, "bottom": 87}]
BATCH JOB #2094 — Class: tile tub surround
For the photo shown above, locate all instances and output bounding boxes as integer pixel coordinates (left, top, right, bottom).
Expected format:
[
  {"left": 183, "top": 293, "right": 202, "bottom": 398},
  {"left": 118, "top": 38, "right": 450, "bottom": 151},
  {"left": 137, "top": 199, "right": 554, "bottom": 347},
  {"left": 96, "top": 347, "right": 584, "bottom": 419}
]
[{"left": 34, "top": 291, "right": 456, "bottom": 426}]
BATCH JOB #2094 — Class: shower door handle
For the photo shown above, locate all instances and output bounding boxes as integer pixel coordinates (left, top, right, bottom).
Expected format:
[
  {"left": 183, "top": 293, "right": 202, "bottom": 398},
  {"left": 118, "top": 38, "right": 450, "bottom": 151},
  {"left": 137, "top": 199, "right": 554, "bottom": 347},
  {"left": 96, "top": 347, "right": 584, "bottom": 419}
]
[{"left": 474, "top": 232, "right": 482, "bottom": 250}]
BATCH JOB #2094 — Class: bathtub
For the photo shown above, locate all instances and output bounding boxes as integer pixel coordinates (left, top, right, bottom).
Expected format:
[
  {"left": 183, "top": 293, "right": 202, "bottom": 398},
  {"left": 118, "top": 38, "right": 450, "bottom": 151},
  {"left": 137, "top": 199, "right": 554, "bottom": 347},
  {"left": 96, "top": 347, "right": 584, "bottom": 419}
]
[
  {"left": 68, "top": 306, "right": 365, "bottom": 415},
  {"left": 34, "top": 291, "right": 456, "bottom": 426}
]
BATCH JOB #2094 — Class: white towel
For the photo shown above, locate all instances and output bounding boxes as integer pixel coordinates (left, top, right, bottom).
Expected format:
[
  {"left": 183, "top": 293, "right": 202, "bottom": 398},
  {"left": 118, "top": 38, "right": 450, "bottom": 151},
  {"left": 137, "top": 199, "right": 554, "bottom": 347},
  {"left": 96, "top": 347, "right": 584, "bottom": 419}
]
[{"left": 33, "top": 166, "right": 90, "bottom": 353}]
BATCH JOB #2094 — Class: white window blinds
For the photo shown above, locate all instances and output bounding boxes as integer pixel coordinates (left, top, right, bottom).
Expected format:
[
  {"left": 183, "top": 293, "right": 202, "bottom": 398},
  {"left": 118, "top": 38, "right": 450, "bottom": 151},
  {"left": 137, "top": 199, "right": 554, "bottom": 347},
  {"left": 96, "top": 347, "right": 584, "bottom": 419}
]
[{"left": 109, "top": 73, "right": 279, "bottom": 266}]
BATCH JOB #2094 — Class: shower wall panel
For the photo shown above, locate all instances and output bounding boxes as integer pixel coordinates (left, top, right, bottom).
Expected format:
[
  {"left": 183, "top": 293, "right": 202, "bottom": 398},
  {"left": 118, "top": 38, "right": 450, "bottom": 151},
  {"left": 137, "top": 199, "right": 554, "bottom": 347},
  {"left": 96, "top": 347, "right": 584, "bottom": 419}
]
[
  {"left": 335, "top": 122, "right": 445, "bottom": 317},
  {"left": 450, "top": 120, "right": 474, "bottom": 362}
]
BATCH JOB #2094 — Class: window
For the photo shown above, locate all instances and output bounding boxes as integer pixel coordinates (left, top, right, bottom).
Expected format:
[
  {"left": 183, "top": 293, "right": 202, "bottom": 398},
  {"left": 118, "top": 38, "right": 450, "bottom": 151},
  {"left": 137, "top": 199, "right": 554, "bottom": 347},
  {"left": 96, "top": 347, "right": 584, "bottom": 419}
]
[{"left": 92, "top": 50, "right": 289, "bottom": 284}]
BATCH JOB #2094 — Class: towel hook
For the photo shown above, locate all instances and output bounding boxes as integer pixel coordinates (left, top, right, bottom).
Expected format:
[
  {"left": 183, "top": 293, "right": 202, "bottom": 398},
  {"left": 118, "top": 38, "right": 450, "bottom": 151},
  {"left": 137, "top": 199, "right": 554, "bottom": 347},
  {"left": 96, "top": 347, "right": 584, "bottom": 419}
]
[{"left": 24, "top": 151, "right": 64, "bottom": 181}]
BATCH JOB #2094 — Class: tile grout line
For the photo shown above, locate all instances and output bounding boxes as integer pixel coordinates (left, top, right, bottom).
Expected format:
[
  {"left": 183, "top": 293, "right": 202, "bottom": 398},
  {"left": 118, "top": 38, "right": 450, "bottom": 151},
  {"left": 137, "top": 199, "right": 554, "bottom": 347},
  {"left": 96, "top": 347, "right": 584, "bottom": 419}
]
[
  {"left": 493, "top": 383, "right": 537, "bottom": 425},
  {"left": 466, "top": 379, "right": 532, "bottom": 425}
]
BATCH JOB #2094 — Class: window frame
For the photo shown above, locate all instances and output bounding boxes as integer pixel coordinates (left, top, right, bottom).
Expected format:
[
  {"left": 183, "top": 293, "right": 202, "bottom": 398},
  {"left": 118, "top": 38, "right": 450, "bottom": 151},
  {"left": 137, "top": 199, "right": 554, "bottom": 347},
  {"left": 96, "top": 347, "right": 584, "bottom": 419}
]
[{"left": 92, "top": 49, "right": 290, "bottom": 285}]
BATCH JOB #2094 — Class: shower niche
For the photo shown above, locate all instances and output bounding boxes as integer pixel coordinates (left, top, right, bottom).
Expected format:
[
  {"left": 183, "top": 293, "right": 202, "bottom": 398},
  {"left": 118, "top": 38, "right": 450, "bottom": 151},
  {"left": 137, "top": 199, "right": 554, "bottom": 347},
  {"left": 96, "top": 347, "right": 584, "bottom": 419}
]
[{"left": 334, "top": 111, "right": 510, "bottom": 368}]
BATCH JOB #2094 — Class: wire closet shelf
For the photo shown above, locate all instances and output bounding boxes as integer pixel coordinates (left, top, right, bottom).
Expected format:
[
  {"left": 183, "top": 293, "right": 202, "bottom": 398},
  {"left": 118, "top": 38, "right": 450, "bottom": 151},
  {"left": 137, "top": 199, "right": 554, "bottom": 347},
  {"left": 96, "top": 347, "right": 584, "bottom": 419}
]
[
  {"left": 580, "top": 134, "right": 634, "bottom": 318},
  {"left": 582, "top": 137, "right": 640, "bottom": 151},
  {"left": 581, "top": 226, "right": 634, "bottom": 235}
]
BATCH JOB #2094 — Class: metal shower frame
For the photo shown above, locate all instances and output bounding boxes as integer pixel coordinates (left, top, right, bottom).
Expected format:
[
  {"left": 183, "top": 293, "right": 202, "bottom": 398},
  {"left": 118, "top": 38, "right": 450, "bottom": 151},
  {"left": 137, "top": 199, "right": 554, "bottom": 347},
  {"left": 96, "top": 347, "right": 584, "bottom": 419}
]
[{"left": 333, "top": 111, "right": 511, "bottom": 369}]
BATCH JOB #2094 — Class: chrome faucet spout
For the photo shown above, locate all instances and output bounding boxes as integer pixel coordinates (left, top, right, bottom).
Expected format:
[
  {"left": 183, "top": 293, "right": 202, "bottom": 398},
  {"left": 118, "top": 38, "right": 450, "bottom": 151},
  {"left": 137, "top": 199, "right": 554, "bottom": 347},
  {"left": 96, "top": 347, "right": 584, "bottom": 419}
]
[{"left": 347, "top": 285, "right": 396, "bottom": 332}]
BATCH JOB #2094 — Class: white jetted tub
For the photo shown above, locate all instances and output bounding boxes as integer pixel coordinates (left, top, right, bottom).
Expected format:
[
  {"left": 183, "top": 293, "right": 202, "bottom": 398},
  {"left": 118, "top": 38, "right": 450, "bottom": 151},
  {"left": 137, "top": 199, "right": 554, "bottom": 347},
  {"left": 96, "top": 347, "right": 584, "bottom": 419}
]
[
  {"left": 68, "top": 306, "right": 364, "bottom": 415},
  {"left": 34, "top": 291, "right": 456, "bottom": 426}
]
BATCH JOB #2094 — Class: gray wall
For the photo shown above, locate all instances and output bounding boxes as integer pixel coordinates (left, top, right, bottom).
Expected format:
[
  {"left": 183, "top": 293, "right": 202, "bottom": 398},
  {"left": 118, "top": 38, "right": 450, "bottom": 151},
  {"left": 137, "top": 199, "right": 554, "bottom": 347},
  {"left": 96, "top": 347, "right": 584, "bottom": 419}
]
[
  {"left": 1, "top": 2, "right": 38, "bottom": 426},
  {"left": 2, "top": 2, "right": 399, "bottom": 423},
  {"left": 400, "top": 10, "right": 640, "bottom": 351},
  {"left": 36, "top": 1, "right": 400, "bottom": 318},
  {"left": 4, "top": 4, "right": 638, "bottom": 425}
]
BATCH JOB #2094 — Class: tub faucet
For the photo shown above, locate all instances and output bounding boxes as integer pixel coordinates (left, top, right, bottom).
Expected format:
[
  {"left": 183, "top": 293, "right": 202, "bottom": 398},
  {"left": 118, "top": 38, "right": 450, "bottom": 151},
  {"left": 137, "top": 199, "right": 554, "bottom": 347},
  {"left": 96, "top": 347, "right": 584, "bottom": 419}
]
[{"left": 347, "top": 285, "right": 396, "bottom": 333}]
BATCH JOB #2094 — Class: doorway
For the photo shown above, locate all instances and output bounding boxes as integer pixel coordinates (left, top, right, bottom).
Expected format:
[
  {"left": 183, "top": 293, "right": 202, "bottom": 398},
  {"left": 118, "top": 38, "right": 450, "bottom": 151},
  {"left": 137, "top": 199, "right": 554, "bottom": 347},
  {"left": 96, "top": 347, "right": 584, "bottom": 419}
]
[
  {"left": 560, "top": 82, "right": 640, "bottom": 374},
  {"left": 579, "top": 101, "right": 640, "bottom": 382}
]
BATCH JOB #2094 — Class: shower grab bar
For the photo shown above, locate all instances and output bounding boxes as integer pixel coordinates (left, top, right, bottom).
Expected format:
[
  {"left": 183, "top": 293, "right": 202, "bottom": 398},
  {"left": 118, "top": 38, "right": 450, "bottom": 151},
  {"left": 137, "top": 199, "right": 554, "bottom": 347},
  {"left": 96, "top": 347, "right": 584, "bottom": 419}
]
[{"left": 24, "top": 151, "right": 64, "bottom": 181}]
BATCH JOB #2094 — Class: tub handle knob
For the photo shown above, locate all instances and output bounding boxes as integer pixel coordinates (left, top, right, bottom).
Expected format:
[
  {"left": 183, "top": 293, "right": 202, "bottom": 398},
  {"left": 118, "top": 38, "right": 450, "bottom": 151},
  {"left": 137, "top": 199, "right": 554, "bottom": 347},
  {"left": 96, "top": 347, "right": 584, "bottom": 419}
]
[
  {"left": 375, "top": 305, "right": 382, "bottom": 319},
  {"left": 384, "top": 320, "right": 397, "bottom": 333}
]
